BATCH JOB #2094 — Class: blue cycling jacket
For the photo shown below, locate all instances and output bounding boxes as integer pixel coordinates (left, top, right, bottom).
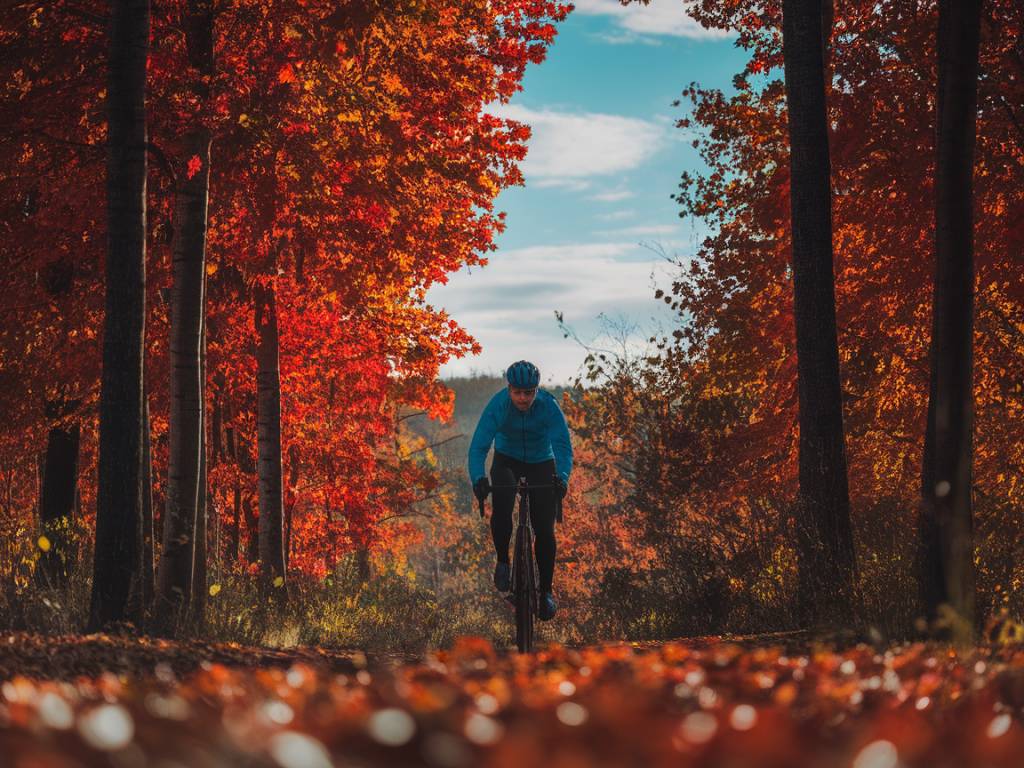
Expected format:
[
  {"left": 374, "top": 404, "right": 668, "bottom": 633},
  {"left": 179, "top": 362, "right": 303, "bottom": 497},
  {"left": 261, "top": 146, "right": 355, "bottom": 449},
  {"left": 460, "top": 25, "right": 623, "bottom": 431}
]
[{"left": 468, "top": 388, "right": 573, "bottom": 484}]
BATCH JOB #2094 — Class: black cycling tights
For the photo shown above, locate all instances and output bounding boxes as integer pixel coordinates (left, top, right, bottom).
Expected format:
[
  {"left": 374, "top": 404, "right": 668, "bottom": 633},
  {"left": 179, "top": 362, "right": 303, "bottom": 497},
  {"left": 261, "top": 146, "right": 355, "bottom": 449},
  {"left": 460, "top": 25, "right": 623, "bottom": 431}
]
[{"left": 489, "top": 451, "right": 557, "bottom": 593}]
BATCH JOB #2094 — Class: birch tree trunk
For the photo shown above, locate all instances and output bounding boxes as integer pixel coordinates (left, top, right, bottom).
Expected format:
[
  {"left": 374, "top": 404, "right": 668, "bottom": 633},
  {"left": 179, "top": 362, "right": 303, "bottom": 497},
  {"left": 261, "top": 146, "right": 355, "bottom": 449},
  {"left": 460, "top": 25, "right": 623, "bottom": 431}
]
[
  {"left": 285, "top": 444, "right": 300, "bottom": 572},
  {"left": 155, "top": 0, "right": 213, "bottom": 629},
  {"left": 255, "top": 281, "right": 287, "bottom": 601},
  {"left": 192, "top": 311, "right": 209, "bottom": 623},
  {"left": 141, "top": 391, "right": 155, "bottom": 607}
]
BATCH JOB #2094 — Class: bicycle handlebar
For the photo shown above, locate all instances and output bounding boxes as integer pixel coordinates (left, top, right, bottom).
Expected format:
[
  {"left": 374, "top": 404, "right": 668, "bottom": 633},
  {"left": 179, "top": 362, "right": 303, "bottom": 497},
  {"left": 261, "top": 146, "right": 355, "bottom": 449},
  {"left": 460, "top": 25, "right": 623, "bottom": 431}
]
[
  {"left": 478, "top": 475, "right": 564, "bottom": 522},
  {"left": 489, "top": 482, "right": 560, "bottom": 490}
]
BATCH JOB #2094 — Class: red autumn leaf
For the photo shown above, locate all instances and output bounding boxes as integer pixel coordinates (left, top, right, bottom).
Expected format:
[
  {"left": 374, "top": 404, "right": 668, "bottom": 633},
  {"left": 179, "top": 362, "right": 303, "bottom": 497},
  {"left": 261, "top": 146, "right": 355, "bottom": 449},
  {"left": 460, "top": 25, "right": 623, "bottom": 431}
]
[{"left": 186, "top": 154, "right": 202, "bottom": 180}]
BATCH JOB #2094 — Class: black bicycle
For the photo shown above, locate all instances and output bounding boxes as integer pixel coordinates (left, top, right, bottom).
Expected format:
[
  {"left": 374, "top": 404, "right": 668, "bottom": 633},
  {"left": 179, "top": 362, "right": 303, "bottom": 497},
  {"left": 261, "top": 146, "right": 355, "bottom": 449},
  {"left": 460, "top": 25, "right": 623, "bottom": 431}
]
[{"left": 479, "top": 476, "right": 562, "bottom": 653}]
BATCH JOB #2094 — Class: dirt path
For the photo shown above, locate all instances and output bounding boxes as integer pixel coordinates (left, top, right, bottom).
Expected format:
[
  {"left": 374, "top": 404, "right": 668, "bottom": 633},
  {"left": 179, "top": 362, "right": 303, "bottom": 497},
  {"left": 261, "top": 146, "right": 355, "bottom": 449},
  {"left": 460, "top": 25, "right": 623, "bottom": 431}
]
[
  {"left": 1, "top": 633, "right": 1023, "bottom": 767},
  {"left": 0, "top": 632, "right": 414, "bottom": 682}
]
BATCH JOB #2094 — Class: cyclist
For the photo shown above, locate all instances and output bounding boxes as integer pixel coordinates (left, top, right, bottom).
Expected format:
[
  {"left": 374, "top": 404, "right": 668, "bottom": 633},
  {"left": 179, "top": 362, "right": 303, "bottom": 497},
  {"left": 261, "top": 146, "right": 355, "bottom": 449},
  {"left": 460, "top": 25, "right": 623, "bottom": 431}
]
[{"left": 468, "top": 360, "right": 573, "bottom": 621}]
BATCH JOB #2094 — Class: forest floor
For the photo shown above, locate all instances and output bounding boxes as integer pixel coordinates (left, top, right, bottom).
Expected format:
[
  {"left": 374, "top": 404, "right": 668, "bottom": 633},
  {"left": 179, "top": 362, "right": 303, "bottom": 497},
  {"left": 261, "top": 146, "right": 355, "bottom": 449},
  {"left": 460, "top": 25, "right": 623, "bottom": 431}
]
[{"left": 1, "top": 631, "right": 1023, "bottom": 767}]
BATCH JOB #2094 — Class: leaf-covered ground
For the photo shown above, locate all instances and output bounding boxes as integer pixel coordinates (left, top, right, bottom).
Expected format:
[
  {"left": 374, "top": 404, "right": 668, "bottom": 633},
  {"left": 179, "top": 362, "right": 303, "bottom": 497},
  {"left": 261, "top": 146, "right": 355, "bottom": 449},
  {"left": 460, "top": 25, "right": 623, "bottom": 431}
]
[{"left": 2, "top": 633, "right": 1024, "bottom": 767}]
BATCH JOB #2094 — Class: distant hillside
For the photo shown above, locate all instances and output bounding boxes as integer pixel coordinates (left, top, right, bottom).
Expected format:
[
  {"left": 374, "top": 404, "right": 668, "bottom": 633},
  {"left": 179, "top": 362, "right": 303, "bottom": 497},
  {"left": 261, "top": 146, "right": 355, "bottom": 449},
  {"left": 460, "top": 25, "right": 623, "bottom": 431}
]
[
  {"left": 445, "top": 375, "right": 575, "bottom": 441},
  {"left": 407, "top": 376, "right": 576, "bottom": 478},
  {"left": 445, "top": 375, "right": 500, "bottom": 438}
]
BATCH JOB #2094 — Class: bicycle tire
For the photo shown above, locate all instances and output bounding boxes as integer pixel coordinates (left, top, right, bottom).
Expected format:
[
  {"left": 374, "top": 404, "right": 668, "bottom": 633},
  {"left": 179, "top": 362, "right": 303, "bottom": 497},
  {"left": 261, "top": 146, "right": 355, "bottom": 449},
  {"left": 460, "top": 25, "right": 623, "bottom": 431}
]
[{"left": 513, "top": 491, "right": 536, "bottom": 653}]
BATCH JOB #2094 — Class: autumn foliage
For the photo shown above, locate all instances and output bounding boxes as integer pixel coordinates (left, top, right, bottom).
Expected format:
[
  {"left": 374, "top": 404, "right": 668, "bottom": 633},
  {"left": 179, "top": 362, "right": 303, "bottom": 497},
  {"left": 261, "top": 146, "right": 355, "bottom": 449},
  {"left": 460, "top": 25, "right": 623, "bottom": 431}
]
[
  {"left": 0, "top": 0, "right": 569, "bottom": 603},
  {"left": 564, "top": 0, "right": 1024, "bottom": 635},
  {"left": 4, "top": 0, "right": 1024, "bottom": 762},
  {"left": 1, "top": 0, "right": 1022, "bottom": 658}
]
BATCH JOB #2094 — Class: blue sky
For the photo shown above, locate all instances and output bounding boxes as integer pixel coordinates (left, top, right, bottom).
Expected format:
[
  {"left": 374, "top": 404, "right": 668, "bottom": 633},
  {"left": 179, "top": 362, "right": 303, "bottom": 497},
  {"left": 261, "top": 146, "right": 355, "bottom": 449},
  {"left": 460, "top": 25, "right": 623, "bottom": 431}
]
[{"left": 428, "top": 0, "right": 749, "bottom": 384}]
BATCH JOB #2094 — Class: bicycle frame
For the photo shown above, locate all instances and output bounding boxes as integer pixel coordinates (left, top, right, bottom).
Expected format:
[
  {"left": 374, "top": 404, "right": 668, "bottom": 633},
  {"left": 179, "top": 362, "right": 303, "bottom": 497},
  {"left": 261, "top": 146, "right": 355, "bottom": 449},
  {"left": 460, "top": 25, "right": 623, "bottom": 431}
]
[
  {"left": 510, "top": 476, "right": 537, "bottom": 653},
  {"left": 477, "top": 474, "right": 563, "bottom": 653},
  {"left": 477, "top": 478, "right": 564, "bottom": 522}
]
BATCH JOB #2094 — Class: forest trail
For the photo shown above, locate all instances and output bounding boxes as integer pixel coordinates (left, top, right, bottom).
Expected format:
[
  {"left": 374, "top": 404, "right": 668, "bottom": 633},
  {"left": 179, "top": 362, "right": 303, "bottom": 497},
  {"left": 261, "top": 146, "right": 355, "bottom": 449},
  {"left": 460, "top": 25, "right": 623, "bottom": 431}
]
[{"left": 2, "top": 633, "right": 1023, "bottom": 767}]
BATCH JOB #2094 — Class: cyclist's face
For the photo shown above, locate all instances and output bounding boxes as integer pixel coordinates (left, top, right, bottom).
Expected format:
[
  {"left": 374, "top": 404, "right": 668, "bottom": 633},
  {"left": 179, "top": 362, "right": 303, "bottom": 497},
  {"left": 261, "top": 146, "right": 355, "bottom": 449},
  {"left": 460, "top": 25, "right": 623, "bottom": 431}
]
[{"left": 509, "top": 385, "right": 537, "bottom": 411}]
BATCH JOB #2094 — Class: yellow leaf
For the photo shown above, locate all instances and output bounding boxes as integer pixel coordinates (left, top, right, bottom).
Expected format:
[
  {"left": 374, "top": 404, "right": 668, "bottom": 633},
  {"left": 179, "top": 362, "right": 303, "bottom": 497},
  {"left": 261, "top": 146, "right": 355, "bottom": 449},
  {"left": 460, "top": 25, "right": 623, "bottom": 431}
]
[
  {"left": 37, "top": 535, "right": 51, "bottom": 552},
  {"left": 273, "top": 576, "right": 285, "bottom": 588},
  {"left": 209, "top": 583, "right": 221, "bottom": 596}
]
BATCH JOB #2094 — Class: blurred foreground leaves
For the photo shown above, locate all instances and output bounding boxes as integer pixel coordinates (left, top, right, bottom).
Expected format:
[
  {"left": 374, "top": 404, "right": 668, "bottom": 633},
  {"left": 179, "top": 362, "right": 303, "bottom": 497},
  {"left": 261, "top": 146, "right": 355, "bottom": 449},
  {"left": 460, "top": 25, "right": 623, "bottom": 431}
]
[{"left": 3, "top": 633, "right": 1024, "bottom": 766}]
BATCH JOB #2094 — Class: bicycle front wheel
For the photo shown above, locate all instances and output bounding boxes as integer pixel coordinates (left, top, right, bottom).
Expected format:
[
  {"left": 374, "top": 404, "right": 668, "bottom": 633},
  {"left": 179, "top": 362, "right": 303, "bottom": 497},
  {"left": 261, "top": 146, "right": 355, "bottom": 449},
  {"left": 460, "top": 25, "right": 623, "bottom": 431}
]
[{"left": 513, "top": 520, "right": 536, "bottom": 653}]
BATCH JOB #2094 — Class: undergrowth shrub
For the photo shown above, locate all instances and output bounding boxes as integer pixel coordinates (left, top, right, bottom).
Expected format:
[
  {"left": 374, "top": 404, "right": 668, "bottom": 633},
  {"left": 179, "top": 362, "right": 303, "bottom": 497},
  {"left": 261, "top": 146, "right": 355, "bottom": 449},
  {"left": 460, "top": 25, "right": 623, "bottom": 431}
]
[
  {"left": 201, "top": 556, "right": 529, "bottom": 652},
  {"left": 0, "top": 516, "right": 93, "bottom": 634}
]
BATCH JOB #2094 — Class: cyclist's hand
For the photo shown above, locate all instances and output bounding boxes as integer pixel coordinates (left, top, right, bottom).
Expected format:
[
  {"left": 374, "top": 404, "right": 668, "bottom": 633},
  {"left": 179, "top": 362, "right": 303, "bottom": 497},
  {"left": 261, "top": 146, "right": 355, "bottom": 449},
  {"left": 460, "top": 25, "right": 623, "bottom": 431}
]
[
  {"left": 473, "top": 477, "right": 491, "bottom": 502},
  {"left": 554, "top": 476, "right": 568, "bottom": 501}
]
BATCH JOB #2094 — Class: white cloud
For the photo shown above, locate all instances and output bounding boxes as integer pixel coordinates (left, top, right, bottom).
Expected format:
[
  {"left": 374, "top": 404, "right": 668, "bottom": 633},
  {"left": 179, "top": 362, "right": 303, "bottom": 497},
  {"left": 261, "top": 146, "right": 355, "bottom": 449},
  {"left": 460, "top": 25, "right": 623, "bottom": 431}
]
[
  {"left": 597, "top": 223, "right": 680, "bottom": 237},
  {"left": 428, "top": 242, "right": 683, "bottom": 383},
  {"left": 597, "top": 208, "right": 637, "bottom": 222},
  {"left": 488, "top": 103, "right": 666, "bottom": 188},
  {"left": 533, "top": 178, "right": 593, "bottom": 192},
  {"left": 590, "top": 189, "right": 635, "bottom": 202},
  {"left": 572, "top": 0, "right": 730, "bottom": 41},
  {"left": 595, "top": 32, "right": 662, "bottom": 46}
]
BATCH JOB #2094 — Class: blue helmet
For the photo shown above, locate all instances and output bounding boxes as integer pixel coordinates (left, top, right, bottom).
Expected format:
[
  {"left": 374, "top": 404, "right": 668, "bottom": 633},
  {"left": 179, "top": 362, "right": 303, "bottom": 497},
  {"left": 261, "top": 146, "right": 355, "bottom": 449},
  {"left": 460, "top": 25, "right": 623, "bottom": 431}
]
[{"left": 506, "top": 360, "right": 540, "bottom": 389}]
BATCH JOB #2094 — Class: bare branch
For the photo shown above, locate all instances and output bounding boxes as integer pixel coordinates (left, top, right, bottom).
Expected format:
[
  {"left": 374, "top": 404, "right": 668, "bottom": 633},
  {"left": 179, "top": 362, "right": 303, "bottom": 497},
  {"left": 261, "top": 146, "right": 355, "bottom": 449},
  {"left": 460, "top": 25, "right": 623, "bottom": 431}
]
[
  {"left": 378, "top": 509, "right": 437, "bottom": 523},
  {"left": 397, "top": 410, "right": 428, "bottom": 422},
  {"left": 403, "top": 434, "right": 464, "bottom": 457}
]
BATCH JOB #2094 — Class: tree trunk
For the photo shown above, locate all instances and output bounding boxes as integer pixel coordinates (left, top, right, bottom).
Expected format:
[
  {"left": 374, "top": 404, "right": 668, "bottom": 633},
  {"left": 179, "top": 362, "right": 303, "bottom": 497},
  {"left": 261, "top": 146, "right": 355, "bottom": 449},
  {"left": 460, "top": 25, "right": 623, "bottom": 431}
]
[
  {"left": 229, "top": 480, "right": 241, "bottom": 566},
  {"left": 284, "top": 502, "right": 293, "bottom": 573},
  {"left": 155, "top": 0, "right": 213, "bottom": 631},
  {"left": 192, "top": 311, "right": 209, "bottom": 623},
  {"left": 209, "top": 379, "right": 222, "bottom": 585},
  {"left": 356, "top": 547, "right": 372, "bottom": 585},
  {"left": 238, "top": 431, "right": 259, "bottom": 567},
  {"left": 38, "top": 402, "right": 81, "bottom": 589},
  {"left": 918, "top": 0, "right": 982, "bottom": 641},
  {"left": 207, "top": 369, "right": 227, "bottom": 596},
  {"left": 285, "top": 445, "right": 299, "bottom": 571},
  {"left": 211, "top": 386, "right": 223, "bottom": 466},
  {"left": 255, "top": 281, "right": 287, "bottom": 600},
  {"left": 36, "top": 452, "right": 45, "bottom": 526},
  {"left": 141, "top": 391, "right": 155, "bottom": 606},
  {"left": 126, "top": 390, "right": 153, "bottom": 625},
  {"left": 226, "top": 416, "right": 240, "bottom": 567},
  {"left": 244, "top": 493, "right": 259, "bottom": 566},
  {"left": 781, "top": 0, "right": 857, "bottom": 627},
  {"left": 87, "top": 0, "right": 149, "bottom": 633}
]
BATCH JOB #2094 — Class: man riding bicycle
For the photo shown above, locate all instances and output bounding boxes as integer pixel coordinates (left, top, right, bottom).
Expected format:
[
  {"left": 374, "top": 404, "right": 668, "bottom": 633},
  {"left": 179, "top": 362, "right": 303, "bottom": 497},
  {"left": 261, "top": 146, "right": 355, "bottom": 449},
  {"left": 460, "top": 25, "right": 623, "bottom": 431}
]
[{"left": 468, "top": 360, "right": 573, "bottom": 621}]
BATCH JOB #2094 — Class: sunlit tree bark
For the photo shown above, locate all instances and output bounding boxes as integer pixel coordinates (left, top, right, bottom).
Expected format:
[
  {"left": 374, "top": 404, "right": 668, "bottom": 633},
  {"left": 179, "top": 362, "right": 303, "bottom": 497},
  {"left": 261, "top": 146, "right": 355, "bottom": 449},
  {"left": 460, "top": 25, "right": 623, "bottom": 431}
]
[
  {"left": 256, "top": 281, "right": 286, "bottom": 601},
  {"left": 192, "top": 312, "right": 209, "bottom": 623},
  {"left": 156, "top": 0, "right": 213, "bottom": 630},
  {"left": 141, "top": 392, "right": 155, "bottom": 606}
]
